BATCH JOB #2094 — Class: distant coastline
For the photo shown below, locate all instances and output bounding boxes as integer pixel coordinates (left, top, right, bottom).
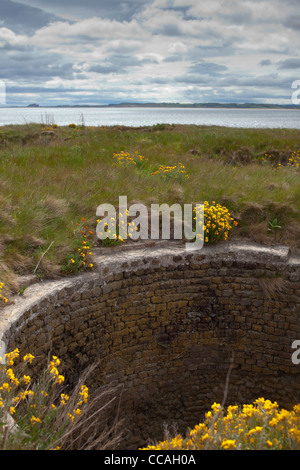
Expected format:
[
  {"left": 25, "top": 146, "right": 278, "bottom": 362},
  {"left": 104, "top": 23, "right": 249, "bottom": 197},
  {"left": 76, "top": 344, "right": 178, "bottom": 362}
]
[{"left": 1, "top": 102, "right": 300, "bottom": 109}]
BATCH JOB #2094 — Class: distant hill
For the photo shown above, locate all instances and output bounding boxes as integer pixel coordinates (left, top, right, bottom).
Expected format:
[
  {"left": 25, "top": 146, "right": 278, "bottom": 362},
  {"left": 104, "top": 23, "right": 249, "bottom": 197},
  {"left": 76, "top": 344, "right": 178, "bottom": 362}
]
[
  {"left": 103, "top": 102, "right": 300, "bottom": 109},
  {"left": 3, "top": 102, "right": 300, "bottom": 109},
  {"left": 51, "top": 102, "right": 300, "bottom": 109}
]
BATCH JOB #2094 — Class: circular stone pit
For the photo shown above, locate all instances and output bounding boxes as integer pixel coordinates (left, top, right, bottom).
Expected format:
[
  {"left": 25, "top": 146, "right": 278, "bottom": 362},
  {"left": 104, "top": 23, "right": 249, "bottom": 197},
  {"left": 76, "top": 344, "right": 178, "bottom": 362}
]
[{"left": 0, "top": 241, "right": 300, "bottom": 449}]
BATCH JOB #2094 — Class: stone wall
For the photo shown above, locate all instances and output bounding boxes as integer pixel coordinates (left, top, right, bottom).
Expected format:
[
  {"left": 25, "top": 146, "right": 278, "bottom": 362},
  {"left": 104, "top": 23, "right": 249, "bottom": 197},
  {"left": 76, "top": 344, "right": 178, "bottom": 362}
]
[{"left": 0, "top": 241, "right": 299, "bottom": 449}]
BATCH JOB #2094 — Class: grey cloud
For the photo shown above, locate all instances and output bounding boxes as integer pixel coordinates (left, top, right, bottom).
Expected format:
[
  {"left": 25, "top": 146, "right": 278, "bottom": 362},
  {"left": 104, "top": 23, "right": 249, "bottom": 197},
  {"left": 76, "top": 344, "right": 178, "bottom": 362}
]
[
  {"left": 165, "top": 43, "right": 237, "bottom": 63},
  {"left": 173, "top": 61, "right": 229, "bottom": 85},
  {"left": 88, "top": 63, "right": 127, "bottom": 75},
  {"left": 283, "top": 15, "right": 300, "bottom": 30},
  {"left": 1, "top": 0, "right": 300, "bottom": 106},
  {"left": 188, "top": 62, "right": 228, "bottom": 75},
  {"left": 260, "top": 59, "right": 272, "bottom": 66},
  {"left": 218, "top": 10, "right": 254, "bottom": 26},
  {"left": 174, "top": 71, "right": 291, "bottom": 90},
  {"left": 277, "top": 58, "right": 300, "bottom": 69},
  {"left": 16, "top": 0, "right": 152, "bottom": 21},
  {"left": 0, "top": 0, "right": 62, "bottom": 34},
  {"left": 88, "top": 52, "right": 158, "bottom": 75},
  {"left": 0, "top": 46, "right": 75, "bottom": 80},
  {"left": 217, "top": 74, "right": 292, "bottom": 90},
  {"left": 152, "top": 23, "right": 184, "bottom": 37}
]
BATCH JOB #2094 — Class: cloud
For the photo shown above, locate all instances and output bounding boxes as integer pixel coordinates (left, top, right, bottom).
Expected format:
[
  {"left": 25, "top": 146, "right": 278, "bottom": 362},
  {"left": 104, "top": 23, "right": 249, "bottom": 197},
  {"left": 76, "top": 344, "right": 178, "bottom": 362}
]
[
  {"left": 277, "top": 58, "right": 300, "bottom": 69},
  {"left": 0, "top": 0, "right": 61, "bottom": 34},
  {"left": 15, "top": 0, "right": 151, "bottom": 21},
  {"left": 1, "top": 0, "right": 300, "bottom": 105},
  {"left": 283, "top": 15, "right": 300, "bottom": 31},
  {"left": 260, "top": 59, "right": 272, "bottom": 66}
]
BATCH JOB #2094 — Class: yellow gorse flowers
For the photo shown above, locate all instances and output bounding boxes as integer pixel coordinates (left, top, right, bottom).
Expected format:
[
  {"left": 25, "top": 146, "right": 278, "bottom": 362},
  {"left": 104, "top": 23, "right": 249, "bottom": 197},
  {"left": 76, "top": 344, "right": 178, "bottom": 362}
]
[
  {"left": 151, "top": 162, "right": 189, "bottom": 181},
  {"left": 97, "top": 210, "right": 139, "bottom": 246},
  {"left": 63, "top": 218, "right": 94, "bottom": 274},
  {"left": 194, "top": 201, "right": 237, "bottom": 244},
  {"left": 0, "top": 282, "right": 8, "bottom": 304},
  {"left": 287, "top": 150, "right": 300, "bottom": 168},
  {"left": 262, "top": 150, "right": 300, "bottom": 170},
  {"left": 0, "top": 348, "right": 90, "bottom": 449},
  {"left": 140, "top": 398, "right": 300, "bottom": 450},
  {"left": 113, "top": 151, "right": 147, "bottom": 167},
  {"left": 48, "top": 355, "right": 65, "bottom": 385}
]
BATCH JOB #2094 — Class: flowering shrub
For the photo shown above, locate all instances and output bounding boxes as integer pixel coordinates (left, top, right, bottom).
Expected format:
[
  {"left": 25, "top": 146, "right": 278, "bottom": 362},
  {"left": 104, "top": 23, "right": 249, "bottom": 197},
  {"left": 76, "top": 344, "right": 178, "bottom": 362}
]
[
  {"left": 151, "top": 162, "right": 189, "bottom": 181},
  {"left": 0, "top": 349, "right": 90, "bottom": 450},
  {"left": 262, "top": 151, "right": 300, "bottom": 170},
  {"left": 97, "top": 211, "right": 137, "bottom": 246},
  {"left": 194, "top": 201, "right": 238, "bottom": 244},
  {"left": 0, "top": 282, "right": 8, "bottom": 304},
  {"left": 61, "top": 218, "right": 94, "bottom": 274},
  {"left": 287, "top": 150, "right": 300, "bottom": 168},
  {"left": 113, "top": 151, "right": 147, "bottom": 167},
  {"left": 140, "top": 398, "right": 300, "bottom": 450}
]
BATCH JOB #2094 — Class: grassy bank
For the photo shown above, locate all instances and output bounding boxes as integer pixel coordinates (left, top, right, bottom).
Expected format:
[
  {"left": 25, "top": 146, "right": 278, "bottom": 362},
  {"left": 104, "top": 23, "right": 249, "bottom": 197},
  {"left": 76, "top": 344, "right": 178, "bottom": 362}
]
[{"left": 0, "top": 122, "right": 299, "bottom": 296}]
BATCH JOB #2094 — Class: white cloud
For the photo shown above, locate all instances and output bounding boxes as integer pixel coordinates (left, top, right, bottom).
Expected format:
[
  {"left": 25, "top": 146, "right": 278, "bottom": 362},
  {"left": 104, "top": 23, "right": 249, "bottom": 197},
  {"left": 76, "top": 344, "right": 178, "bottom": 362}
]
[
  {"left": 1, "top": 0, "right": 300, "bottom": 105},
  {"left": 0, "top": 27, "right": 28, "bottom": 45}
]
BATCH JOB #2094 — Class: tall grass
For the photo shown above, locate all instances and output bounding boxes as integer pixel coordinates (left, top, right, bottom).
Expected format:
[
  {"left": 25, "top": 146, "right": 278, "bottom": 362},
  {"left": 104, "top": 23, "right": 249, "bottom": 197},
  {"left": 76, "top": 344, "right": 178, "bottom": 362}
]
[
  {"left": 0, "top": 349, "right": 123, "bottom": 450},
  {"left": 0, "top": 123, "right": 299, "bottom": 293}
]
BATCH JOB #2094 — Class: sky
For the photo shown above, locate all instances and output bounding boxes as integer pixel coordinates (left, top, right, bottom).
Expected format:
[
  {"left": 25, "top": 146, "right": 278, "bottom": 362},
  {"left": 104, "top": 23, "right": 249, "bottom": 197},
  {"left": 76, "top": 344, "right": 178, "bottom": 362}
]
[{"left": 1, "top": 0, "right": 300, "bottom": 106}]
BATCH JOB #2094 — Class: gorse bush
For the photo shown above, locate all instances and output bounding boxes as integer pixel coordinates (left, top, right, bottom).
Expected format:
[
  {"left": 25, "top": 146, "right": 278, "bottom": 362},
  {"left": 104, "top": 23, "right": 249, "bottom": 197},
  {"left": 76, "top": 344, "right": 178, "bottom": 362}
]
[
  {"left": 151, "top": 162, "right": 189, "bottom": 181},
  {"left": 96, "top": 211, "right": 139, "bottom": 246},
  {"left": 194, "top": 201, "right": 238, "bottom": 244},
  {"left": 113, "top": 151, "right": 148, "bottom": 168},
  {"left": 0, "top": 283, "right": 8, "bottom": 304},
  {"left": 140, "top": 398, "right": 300, "bottom": 450},
  {"left": 61, "top": 218, "right": 94, "bottom": 274},
  {"left": 0, "top": 348, "right": 123, "bottom": 450},
  {"left": 262, "top": 150, "right": 300, "bottom": 169},
  {"left": 0, "top": 349, "right": 89, "bottom": 449}
]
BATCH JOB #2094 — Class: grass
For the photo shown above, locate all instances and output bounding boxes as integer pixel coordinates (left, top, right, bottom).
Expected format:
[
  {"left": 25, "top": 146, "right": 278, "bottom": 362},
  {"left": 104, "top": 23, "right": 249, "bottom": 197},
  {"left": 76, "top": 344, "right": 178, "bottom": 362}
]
[
  {"left": 0, "top": 349, "right": 123, "bottom": 450},
  {"left": 0, "top": 122, "right": 299, "bottom": 296},
  {"left": 0, "top": 122, "right": 299, "bottom": 450}
]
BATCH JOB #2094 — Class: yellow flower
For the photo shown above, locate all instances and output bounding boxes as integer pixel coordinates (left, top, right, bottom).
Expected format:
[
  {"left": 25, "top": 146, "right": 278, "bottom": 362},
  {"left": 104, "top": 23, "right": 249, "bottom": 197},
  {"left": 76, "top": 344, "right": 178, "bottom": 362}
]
[
  {"left": 30, "top": 415, "right": 42, "bottom": 425},
  {"left": 56, "top": 375, "right": 65, "bottom": 385},
  {"left": 6, "top": 368, "right": 20, "bottom": 385},
  {"left": 221, "top": 439, "right": 236, "bottom": 449},
  {"left": 23, "top": 353, "right": 35, "bottom": 364},
  {"left": 60, "top": 393, "right": 70, "bottom": 405},
  {"left": 5, "top": 348, "right": 20, "bottom": 366}
]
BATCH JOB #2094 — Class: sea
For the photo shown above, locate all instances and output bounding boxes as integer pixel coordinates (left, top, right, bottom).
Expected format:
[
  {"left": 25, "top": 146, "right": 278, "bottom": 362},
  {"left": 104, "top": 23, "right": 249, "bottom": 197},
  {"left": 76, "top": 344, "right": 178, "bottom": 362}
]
[{"left": 0, "top": 106, "right": 300, "bottom": 128}]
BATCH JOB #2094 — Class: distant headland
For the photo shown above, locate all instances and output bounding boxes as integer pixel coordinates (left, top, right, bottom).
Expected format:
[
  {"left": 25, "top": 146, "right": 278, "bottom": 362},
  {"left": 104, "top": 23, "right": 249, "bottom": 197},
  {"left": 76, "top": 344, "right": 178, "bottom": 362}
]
[{"left": 5, "top": 102, "right": 300, "bottom": 109}]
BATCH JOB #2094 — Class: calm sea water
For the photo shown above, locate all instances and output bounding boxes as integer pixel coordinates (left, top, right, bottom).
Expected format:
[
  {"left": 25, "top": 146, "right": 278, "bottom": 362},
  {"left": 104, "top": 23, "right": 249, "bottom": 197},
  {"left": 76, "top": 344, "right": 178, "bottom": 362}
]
[{"left": 0, "top": 106, "right": 300, "bottom": 128}]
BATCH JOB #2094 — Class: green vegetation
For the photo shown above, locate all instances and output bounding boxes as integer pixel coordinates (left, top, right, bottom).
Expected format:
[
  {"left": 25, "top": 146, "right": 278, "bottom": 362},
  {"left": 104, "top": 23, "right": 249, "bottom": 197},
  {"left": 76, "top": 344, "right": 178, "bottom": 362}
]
[
  {"left": 0, "top": 122, "right": 300, "bottom": 450},
  {"left": 0, "top": 348, "right": 121, "bottom": 450},
  {"left": 0, "top": 122, "right": 299, "bottom": 296},
  {"left": 140, "top": 398, "right": 300, "bottom": 450}
]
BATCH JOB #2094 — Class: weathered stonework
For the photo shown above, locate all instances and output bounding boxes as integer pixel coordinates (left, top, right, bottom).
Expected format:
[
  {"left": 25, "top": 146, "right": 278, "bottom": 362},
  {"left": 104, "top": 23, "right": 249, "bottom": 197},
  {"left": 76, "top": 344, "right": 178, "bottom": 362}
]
[{"left": 0, "top": 241, "right": 299, "bottom": 449}]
